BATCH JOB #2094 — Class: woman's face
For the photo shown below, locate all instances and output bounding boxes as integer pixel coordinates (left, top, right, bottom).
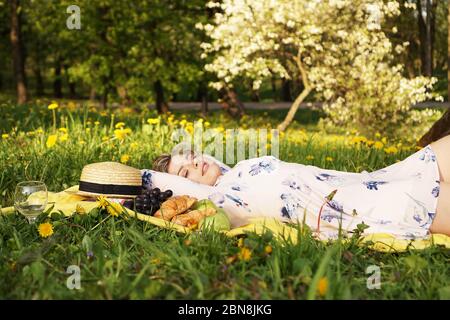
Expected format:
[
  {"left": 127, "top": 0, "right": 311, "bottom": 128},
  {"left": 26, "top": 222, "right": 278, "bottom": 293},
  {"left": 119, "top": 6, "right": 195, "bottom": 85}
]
[{"left": 167, "top": 151, "right": 222, "bottom": 186}]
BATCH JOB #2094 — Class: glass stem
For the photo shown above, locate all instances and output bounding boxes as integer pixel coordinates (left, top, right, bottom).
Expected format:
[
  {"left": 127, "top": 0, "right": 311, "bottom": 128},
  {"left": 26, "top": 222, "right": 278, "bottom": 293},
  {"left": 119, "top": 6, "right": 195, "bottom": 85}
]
[{"left": 27, "top": 216, "right": 38, "bottom": 224}]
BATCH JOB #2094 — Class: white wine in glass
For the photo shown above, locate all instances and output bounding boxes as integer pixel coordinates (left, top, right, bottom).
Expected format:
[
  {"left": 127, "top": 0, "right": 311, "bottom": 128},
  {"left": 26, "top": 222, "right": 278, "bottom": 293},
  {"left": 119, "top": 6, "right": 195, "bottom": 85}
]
[{"left": 14, "top": 181, "right": 48, "bottom": 224}]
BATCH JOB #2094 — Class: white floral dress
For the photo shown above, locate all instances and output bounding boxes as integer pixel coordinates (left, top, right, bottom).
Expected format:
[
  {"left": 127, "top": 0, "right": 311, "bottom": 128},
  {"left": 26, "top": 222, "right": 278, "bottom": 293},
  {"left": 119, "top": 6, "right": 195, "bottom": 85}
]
[{"left": 143, "top": 146, "right": 441, "bottom": 240}]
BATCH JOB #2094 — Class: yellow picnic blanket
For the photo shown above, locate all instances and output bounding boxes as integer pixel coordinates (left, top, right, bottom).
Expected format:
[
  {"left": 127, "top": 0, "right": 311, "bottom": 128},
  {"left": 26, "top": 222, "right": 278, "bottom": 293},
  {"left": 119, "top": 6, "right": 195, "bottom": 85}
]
[{"left": 2, "top": 185, "right": 450, "bottom": 253}]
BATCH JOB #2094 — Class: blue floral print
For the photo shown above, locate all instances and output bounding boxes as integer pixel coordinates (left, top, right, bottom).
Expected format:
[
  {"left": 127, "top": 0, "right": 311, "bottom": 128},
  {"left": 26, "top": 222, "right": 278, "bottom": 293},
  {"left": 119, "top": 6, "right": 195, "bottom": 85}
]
[
  {"left": 432, "top": 181, "right": 440, "bottom": 198},
  {"left": 225, "top": 194, "right": 251, "bottom": 212},
  {"left": 320, "top": 210, "right": 345, "bottom": 223},
  {"left": 419, "top": 146, "right": 437, "bottom": 163},
  {"left": 376, "top": 219, "right": 392, "bottom": 225},
  {"left": 249, "top": 159, "right": 276, "bottom": 176},
  {"left": 141, "top": 170, "right": 152, "bottom": 190},
  {"left": 326, "top": 199, "right": 344, "bottom": 212},
  {"left": 280, "top": 193, "right": 304, "bottom": 219},
  {"left": 315, "top": 173, "right": 345, "bottom": 186},
  {"left": 208, "top": 192, "right": 225, "bottom": 206},
  {"left": 282, "top": 177, "right": 302, "bottom": 191},
  {"left": 363, "top": 181, "right": 388, "bottom": 190}
]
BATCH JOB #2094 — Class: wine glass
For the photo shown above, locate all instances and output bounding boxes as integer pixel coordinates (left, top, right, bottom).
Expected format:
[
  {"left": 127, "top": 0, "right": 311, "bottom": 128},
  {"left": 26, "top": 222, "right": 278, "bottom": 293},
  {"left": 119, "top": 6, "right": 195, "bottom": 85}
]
[{"left": 14, "top": 181, "right": 48, "bottom": 224}]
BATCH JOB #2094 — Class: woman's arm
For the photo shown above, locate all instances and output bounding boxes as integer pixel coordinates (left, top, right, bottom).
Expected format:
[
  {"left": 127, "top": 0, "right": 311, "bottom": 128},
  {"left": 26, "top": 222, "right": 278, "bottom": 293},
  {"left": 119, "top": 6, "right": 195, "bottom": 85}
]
[{"left": 141, "top": 169, "right": 219, "bottom": 200}]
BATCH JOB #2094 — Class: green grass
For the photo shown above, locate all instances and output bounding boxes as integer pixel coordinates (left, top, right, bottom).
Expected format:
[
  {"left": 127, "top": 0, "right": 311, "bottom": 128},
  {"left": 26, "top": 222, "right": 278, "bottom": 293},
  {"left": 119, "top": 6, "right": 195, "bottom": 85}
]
[{"left": 0, "top": 102, "right": 449, "bottom": 299}]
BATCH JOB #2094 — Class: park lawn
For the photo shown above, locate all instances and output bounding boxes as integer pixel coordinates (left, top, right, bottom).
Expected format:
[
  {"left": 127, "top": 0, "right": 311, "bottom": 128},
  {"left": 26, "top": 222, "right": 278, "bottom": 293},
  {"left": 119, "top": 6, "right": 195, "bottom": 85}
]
[{"left": 0, "top": 102, "right": 449, "bottom": 299}]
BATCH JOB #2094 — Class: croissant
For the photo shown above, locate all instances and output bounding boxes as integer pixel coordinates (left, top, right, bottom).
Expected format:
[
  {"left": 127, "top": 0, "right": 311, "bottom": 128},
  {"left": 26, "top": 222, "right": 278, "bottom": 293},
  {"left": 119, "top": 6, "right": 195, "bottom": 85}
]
[
  {"left": 171, "top": 207, "right": 217, "bottom": 227},
  {"left": 153, "top": 195, "right": 197, "bottom": 221}
]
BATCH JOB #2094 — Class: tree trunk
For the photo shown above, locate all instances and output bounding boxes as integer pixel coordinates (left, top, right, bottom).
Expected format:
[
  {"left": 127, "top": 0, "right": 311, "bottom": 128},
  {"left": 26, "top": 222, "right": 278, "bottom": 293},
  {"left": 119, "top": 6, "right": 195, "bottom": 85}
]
[
  {"left": 271, "top": 77, "right": 278, "bottom": 101},
  {"left": 277, "top": 87, "right": 312, "bottom": 132},
  {"left": 201, "top": 93, "right": 208, "bottom": 116},
  {"left": 69, "top": 82, "right": 76, "bottom": 98},
  {"left": 218, "top": 87, "right": 246, "bottom": 119},
  {"left": 53, "top": 59, "right": 62, "bottom": 98},
  {"left": 10, "top": 0, "right": 27, "bottom": 104},
  {"left": 65, "top": 65, "right": 76, "bottom": 98},
  {"left": 34, "top": 64, "right": 44, "bottom": 96},
  {"left": 89, "top": 88, "right": 97, "bottom": 101},
  {"left": 197, "top": 85, "right": 209, "bottom": 116},
  {"left": 281, "top": 79, "right": 292, "bottom": 101},
  {"left": 229, "top": 89, "right": 246, "bottom": 116},
  {"left": 417, "top": 0, "right": 435, "bottom": 76},
  {"left": 154, "top": 80, "right": 169, "bottom": 114}
]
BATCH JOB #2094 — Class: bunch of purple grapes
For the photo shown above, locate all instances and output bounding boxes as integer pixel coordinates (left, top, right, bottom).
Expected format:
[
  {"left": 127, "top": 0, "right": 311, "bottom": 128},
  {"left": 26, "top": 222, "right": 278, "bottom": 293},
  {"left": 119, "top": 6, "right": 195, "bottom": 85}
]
[{"left": 125, "top": 188, "right": 173, "bottom": 216}]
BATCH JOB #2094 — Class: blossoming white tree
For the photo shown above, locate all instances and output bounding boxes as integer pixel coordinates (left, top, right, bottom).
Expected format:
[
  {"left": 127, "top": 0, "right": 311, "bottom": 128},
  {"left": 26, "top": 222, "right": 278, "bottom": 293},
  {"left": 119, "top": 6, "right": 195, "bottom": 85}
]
[{"left": 199, "top": 0, "right": 440, "bottom": 134}]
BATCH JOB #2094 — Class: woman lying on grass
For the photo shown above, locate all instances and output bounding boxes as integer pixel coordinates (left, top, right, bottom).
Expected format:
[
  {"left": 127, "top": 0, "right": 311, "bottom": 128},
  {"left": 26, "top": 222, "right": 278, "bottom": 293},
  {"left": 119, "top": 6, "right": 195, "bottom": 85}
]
[{"left": 148, "top": 135, "right": 450, "bottom": 240}]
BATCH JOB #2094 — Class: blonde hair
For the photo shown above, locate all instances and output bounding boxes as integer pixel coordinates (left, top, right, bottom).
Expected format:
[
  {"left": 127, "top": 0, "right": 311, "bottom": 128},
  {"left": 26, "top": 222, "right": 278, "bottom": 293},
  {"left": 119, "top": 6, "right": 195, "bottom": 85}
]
[{"left": 152, "top": 154, "right": 171, "bottom": 172}]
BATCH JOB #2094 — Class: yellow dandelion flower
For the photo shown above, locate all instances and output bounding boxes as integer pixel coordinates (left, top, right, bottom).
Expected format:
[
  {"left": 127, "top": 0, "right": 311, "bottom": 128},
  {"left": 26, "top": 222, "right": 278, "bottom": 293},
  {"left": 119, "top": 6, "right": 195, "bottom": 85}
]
[
  {"left": 238, "top": 247, "right": 252, "bottom": 261},
  {"left": 326, "top": 156, "right": 333, "bottom": 162},
  {"left": 147, "top": 118, "right": 160, "bottom": 125},
  {"left": 120, "top": 154, "right": 130, "bottom": 164},
  {"left": 75, "top": 204, "right": 86, "bottom": 215},
  {"left": 102, "top": 136, "right": 109, "bottom": 142},
  {"left": 375, "top": 132, "right": 381, "bottom": 138},
  {"left": 96, "top": 196, "right": 109, "bottom": 209},
  {"left": 366, "top": 140, "right": 375, "bottom": 147},
  {"left": 381, "top": 137, "right": 388, "bottom": 144},
  {"left": 384, "top": 146, "right": 398, "bottom": 154},
  {"left": 38, "top": 222, "right": 54, "bottom": 238},
  {"left": 317, "top": 277, "right": 328, "bottom": 297},
  {"left": 46, "top": 134, "right": 58, "bottom": 148},
  {"left": 94, "top": 121, "right": 100, "bottom": 126},
  {"left": 36, "top": 128, "right": 44, "bottom": 134},
  {"left": 107, "top": 202, "right": 123, "bottom": 217},
  {"left": 130, "top": 142, "right": 138, "bottom": 149},
  {"left": 2, "top": 134, "right": 9, "bottom": 139},
  {"left": 204, "top": 121, "right": 211, "bottom": 128},
  {"left": 114, "top": 129, "right": 125, "bottom": 140},
  {"left": 58, "top": 127, "right": 68, "bottom": 133},
  {"left": 306, "top": 155, "right": 314, "bottom": 160},
  {"left": 264, "top": 245, "right": 273, "bottom": 254},
  {"left": 48, "top": 103, "right": 58, "bottom": 110},
  {"left": 59, "top": 133, "right": 68, "bottom": 142},
  {"left": 79, "top": 140, "right": 86, "bottom": 145},
  {"left": 237, "top": 238, "right": 244, "bottom": 248},
  {"left": 373, "top": 141, "right": 384, "bottom": 150},
  {"left": 115, "top": 122, "right": 125, "bottom": 129}
]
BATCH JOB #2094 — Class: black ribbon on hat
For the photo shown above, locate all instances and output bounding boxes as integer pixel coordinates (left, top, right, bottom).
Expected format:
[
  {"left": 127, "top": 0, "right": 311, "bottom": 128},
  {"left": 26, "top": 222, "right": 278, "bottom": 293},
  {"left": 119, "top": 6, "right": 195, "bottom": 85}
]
[{"left": 79, "top": 181, "right": 141, "bottom": 195}]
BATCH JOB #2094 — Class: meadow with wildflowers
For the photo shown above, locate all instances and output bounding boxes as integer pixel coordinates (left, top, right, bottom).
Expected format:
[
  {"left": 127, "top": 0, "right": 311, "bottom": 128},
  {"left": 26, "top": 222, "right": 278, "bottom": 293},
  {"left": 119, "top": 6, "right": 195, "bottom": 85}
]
[{"left": 0, "top": 101, "right": 449, "bottom": 299}]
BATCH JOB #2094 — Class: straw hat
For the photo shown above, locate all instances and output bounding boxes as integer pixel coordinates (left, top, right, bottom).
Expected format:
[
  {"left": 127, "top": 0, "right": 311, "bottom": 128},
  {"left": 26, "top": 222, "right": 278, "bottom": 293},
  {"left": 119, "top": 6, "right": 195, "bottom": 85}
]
[{"left": 69, "top": 162, "right": 143, "bottom": 198}]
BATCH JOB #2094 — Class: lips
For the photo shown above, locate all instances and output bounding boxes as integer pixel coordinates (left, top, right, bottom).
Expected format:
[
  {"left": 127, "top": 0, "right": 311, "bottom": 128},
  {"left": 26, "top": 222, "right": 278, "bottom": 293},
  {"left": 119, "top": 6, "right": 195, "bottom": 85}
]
[{"left": 202, "top": 162, "right": 209, "bottom": 176}]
